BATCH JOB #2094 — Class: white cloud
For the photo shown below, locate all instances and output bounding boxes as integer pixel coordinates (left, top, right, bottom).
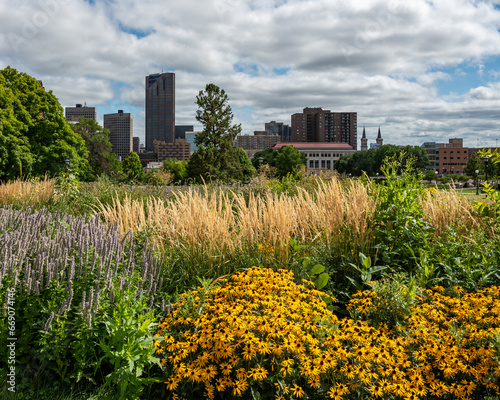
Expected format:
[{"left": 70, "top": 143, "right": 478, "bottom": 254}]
[{"left": 1, "top": 0, "right": 500, "bottom": 147}]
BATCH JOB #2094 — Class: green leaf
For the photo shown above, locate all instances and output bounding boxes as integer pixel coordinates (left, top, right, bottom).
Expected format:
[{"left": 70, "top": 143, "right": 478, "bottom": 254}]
[
  {"left": 310, "top": 264, "right": 325, "bottom": 275},
  {"left": 315, "top": 273, "right": 329, "bottom": 290},
  {"left": 251, "top": 386, "right": 261, "bottom": 400}
]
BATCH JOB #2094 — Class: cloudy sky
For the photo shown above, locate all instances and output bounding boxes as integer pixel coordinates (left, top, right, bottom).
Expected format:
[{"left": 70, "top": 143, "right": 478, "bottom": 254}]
[{"left": 1, "top": 0, "right": 500, "bottom": 148}]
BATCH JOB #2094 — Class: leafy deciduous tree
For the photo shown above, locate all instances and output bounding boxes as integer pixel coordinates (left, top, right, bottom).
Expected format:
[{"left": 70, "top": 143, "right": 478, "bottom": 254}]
[
  {"left": 163, "top": 158, "right": 188, "bottom": 183},
  {"left": 71, "top": 117, "right": 122, "bottom": 180},
  {"left": 122, "top": 152, "right": 144, "bottom": 183},
  {"left": 0, "top": 67, "right": 91, "bottom": 180},
  {"left": 464, "top": 153, "right": 484, "bottom": 178},
  {"left": 275, "top": 145, "right": 307, "bottom": 178}
]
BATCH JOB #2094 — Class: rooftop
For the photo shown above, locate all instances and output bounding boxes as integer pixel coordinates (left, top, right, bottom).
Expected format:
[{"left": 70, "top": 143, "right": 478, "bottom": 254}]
[{"left": 272, "top": 142, "right": 354, "bottom": 150}]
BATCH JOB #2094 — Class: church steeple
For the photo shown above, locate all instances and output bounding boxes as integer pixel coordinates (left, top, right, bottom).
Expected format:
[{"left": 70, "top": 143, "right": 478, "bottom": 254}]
[
  {"left": 376, "top": 126, "right": 383, "bottom": 147},
  {"left": 360, "top": 126, "right": 368, "bottom": 151}
]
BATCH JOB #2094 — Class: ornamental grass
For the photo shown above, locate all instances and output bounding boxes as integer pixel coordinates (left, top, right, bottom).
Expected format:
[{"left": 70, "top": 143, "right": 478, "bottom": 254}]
[
  {"left": 419, "top": 187, "right": 483, "bottom": 235},
  {"left": 97, "top": 175, "right": 375, "bottom": 265},
  {"left": 0, "top": 176, "right": 55, "bottom": 207},
  {"left": 156, "top": 268, "right": 500, "bottom": 400}
]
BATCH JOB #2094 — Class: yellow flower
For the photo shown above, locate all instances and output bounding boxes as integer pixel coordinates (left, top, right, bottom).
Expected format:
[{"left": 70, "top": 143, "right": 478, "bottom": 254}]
[{"left": 291, "top": 384, "right": 305, "bottom": 398}]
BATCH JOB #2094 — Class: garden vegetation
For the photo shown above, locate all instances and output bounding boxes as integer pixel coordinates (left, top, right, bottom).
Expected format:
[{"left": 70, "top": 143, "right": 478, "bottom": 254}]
[{"left": 1, "top": 153, "right": 500, "bottom": 400}]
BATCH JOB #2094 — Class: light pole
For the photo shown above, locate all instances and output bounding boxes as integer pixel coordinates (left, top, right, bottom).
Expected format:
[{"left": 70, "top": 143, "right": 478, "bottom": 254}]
[
  {"left": 64, "top": 159, "right": 70, "bottom": 173},
  {"left": 475, "top": 169, "right": 480, "bottom": 195},
  {"left": 434, "top": 170, "right": 438, "bottom": 185}
]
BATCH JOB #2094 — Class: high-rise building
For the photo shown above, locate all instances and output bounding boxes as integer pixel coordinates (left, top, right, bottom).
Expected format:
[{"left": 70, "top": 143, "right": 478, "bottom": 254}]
[
  {"left": 133, "top": 137, "right": 140, "bottom": 154},
  {"left": 290, "top": 108, "right": 357, "bottom": 150},
  {"left": 103, "top": 110, "right": 133, "bottom": 161},
  {"left": 175, "top": 125, "right": 194, "bottom": 139},
  {"left": 145, "top": 72, "right": 175, "bottom": 151},
  {"left": 265, "top": 121, "right": 291, "bottom": 142},
  {"left": 65, "top": 104, "right": 96, "bottom": 123}
]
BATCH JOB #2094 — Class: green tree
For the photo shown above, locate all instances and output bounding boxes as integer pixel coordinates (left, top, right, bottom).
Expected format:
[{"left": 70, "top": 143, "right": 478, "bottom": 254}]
[
  {"left": 0, "top": 67, "right": 90, "bottom": 180},
  {"left": 464, "top": 153, "right": 484, "bottom": 178},
  {"left": 163, "top": 158, "right": 188, "bottom": 183},
  {"left": 71, "top": 117, "right": 122, "bottom": 180},
  {"left": 122, "top": 152, "right": 144, "bottom": 183},
  {"left": 401, "top": 145, "right": 430, "bottom": 171},
  {"left": 335, "top": 145, "right": 429, "bottom": 177},
  {"left": 275, "top": 145, "right": 307, "bottom": 178},
  {"left": 187, "top": 84, "right": 252, "bottom": 182},
  {"left": 251, "top": 148, "right": 278, "bottom": 170}
]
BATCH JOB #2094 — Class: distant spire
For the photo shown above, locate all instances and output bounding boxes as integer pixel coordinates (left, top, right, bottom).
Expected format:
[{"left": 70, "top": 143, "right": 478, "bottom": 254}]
[
  {"left": 362, "top": 126, "right": 366, "bottom": 139},
  {"left": 377, "top": 126, "right": 382, "bottom": 140}
]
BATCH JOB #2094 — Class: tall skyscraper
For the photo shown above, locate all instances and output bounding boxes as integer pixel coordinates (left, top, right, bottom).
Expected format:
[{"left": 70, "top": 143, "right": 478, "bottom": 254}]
[
  {"left": 103, "top": 110, "right": 133, "bottom": 161},
  {"left": 290, "top": 108, "right": 357, "bottom": 150},
  {"left": 145, "top": 72, "right": 175, "bottom": 151},
  {"left": 65, "top": 103, "right": 96, "bottom": 123}
]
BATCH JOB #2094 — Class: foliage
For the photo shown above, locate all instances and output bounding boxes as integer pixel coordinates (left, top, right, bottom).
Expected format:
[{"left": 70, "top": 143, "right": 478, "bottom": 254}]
[
  {"left": 0, "top": 66, "right": 90, "bottom": 181},
  {"left": 163, "top": 158, "right": 188, "bottom": 183},
  {"left": 236, "top": 147, "right": 257, "bottom": 181},
  {"left": 157, "top": 267, "right": 500, "bottom": 400},
  {"left": 188, "top": 83, "right": 251, "bottom": 182},
  {"left": 464, "top": 152, "right": 484, "bottom": 178},
  {"left": 372, "top": 155, "right": 432, "bottom": 274},
  {"left": 348, "top": 273, "right": 420, "bottom": 329},
  {"left": 423, "top": 168, "right": 439, "bottom": 182},
  {"left": 144, "top": 168, "right": 174, "bottom": 186},
  {"left": 275, "top": 145, "right": 307, "bottom": 178},
  {"left": 0, "top": 207, "right": 166, "bottom": 394},
  {"left": 121, "top": 152, "right": 145, "bottom": 183},
  {"left": 251, "top": 148, "right": 278, "bottom": 170},
  {"left": 334, "top": 144, "right": 430, "bottom": 176},
  {"left": 346, "top": 253, "right": 387, "bottom": 292},
  {"left": 100, "top": 287, "right": 162, "bottom": 400},
  {"left": 252, "top": 146, "right": 306, "bottom": 179},
  {"left": 71, "top": 117, "right": 122, "bottom": 181}
]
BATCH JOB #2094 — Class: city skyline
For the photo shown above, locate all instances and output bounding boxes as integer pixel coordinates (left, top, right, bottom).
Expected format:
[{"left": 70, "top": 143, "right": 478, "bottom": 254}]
[{"left": 1, "top": 0, "right": 500, "bottom": 149}]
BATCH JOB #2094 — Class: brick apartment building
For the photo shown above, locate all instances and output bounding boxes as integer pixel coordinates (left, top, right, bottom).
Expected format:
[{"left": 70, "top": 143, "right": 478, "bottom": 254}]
[{"left": 291, "top": 108, "right": 357, "bottom": 150}]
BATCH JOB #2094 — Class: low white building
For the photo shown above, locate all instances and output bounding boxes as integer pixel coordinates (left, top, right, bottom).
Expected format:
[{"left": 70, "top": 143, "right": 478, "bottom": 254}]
[{"left": 272, "top": 142, "right": 355, "bottom": 171}]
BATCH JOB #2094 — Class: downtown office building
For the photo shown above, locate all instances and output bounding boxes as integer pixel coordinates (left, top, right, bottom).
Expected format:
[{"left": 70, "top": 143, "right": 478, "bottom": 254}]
[
  {"left": 103, "top": 110, "right": 133, "bottom": 161},
  {"left": 145, "top": 72, "right": 175, "bottom": 151}
]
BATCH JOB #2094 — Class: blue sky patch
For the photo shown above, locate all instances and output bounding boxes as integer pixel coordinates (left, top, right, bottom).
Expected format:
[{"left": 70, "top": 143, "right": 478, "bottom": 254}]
[
  {"left": 233, "top": 63, "right": 260, "bottom": 76},
  {"left": 118, "top": 23, "right": 154, "bottom": 39},
  {"left": 273, "top": 67, "right": 291, "bottom": 75},
  {"left": 433, "top": 59, "right": 500, "bottom": 97}
]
